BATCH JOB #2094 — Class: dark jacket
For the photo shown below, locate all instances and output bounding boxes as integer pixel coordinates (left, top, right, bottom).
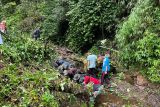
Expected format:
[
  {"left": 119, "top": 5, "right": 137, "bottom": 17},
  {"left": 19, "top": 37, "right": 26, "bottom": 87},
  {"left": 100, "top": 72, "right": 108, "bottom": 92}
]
[{"left": 32, "top": 29, "right": 40, "bottom": 39}]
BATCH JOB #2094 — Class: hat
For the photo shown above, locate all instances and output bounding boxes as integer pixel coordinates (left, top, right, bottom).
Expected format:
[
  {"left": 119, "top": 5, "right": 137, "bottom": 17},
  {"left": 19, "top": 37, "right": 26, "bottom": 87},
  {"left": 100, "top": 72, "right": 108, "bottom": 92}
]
[{"left": 73, "top": 74, "right": 81, "bottom": 81}]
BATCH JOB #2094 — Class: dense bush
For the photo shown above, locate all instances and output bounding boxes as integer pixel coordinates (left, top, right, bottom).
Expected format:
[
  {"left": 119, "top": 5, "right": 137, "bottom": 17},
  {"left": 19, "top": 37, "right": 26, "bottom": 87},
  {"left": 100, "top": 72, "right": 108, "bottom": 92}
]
[
  {"left": 0, "top": 0, "right": 57, "bottom": 64},
  {"left": 1, "top": 34, "right": 56, "bottom": 63},
  {"left": 0, "top": 65, "right": 60, "bottom": 106},
  {"left": 0, "top": 0, "right": 20, "bottom": 5},
  {"left": 116, "top": 0, "right": 160, "bottom": 83},
  {"left": 0, "top": 2, "right": 17, "bottom": 17},
  {"left": 66, "top": 0, "right": 136, "bottom": 52},
  {"left": 15, "top": 0, "right": 45, "bottom": 32},
  {"left": 0, "top": 64, "right": 88, "bottom": 106},
  {"left": 41, "top": 0, "right": 69, "bottom": 44}
]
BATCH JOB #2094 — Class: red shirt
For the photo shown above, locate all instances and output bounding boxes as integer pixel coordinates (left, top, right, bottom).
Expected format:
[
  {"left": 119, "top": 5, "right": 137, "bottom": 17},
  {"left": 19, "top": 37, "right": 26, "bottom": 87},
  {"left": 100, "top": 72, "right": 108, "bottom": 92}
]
[{"left": 84, "top": 76, "right": 100, "bottom": 85}]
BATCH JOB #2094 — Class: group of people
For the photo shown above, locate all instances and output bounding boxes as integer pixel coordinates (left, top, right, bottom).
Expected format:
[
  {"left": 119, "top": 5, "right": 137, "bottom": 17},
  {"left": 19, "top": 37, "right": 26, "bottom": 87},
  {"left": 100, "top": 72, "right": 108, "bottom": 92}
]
[
  {"left": 87, "top": 50, "right": 110, "bottom": 85},
  {"left": 0, "top": 17, "right": 40, "bottom": 44},
  {"left": 1, "top": 16, "right": 110, "bottom": 99},
  {"left": 53, "top": 57, "right": 86, "bottom": 83},
  {"left": 53, "top": 50, "right": 111, "bottom": 98}
]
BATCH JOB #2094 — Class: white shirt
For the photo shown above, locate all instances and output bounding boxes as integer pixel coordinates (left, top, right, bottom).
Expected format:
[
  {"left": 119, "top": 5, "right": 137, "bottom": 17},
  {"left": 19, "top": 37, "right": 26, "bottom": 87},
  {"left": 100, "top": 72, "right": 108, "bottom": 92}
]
[{"left": 87, "top": 54, "right": 97, "bottom": 68}]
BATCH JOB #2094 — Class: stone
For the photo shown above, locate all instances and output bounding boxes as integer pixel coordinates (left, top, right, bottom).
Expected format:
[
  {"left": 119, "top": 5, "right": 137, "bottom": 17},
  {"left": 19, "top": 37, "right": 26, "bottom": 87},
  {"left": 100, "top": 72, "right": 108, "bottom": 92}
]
[{"left": 136, "top": 75, "right": 148, "bottom": 86}]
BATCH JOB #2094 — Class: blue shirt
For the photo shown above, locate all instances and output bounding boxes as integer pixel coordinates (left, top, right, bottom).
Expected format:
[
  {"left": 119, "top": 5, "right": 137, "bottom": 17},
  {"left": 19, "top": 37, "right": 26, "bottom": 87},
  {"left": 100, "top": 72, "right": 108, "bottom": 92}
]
[
  {"left": 102, "top": 57, "right": 110, "bottom": 72},
  {"left": 87, "top": 54, "right": 97, "bottom": 68}
]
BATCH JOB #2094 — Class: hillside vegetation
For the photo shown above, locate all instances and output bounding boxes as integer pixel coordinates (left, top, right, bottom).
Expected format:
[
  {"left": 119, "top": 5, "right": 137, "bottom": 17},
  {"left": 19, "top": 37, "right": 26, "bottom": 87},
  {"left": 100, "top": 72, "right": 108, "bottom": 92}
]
[{"left": 0, "top": 0, "right": 160, "bottom": 106}]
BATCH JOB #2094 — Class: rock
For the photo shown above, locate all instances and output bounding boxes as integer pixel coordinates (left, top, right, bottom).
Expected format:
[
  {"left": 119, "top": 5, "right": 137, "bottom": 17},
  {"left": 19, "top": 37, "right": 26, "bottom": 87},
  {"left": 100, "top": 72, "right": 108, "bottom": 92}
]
[{"left": 136, "top": 75, "right": 148, "bottom": 86}]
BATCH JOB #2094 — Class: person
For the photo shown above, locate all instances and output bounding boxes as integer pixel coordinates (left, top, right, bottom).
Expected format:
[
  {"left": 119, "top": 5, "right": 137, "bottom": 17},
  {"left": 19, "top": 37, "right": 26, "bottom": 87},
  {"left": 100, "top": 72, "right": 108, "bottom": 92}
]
[
  {"left": 58, "top": 61, "right": 72, "bottom": 74},
  {"left": 0, "top": 19, "right": 6, "bottom": 45},
  {"left": 55, "top": 58, "right": 66, "bottom": 66},
  {"left": 0, "top": 34, "right": 3, "bottom": 45},
  {"left": 63, "top": 67, "right": 77, "bottom": 79},
  {"left": 71, "top": 68, "right": 86, "bottom": 83},
  {"left": 52, "top": 56, "right": 66, "bottom": 68},
  {"left": 81, "top": 57, "right": 88, "bottom": 71},
  {"left": 87, "top": 52, "right": 97, "bottom": 77},
  {"left": 83, "top": 75, "right": 102, "bottom": 98},
  {"left": 101, "top": 50, "right": 111, "bottom": 85},
  {"left": 78, "top": 73, "right": 86, "bottom": 83},
  {"left": 0, "top": 19, "right": 7, "bottom": 33},
  {"left": 97, "top": 54, "right": 104, "bottom": 68},
  {"left": 32, "top": 28, "right": 40, "bottom": 40},
  {"left": 83, "top": 76, "right": 100, "bottom": 88},
  {"left": 73, "top": 73, "right": 81, "bottom": 83}
]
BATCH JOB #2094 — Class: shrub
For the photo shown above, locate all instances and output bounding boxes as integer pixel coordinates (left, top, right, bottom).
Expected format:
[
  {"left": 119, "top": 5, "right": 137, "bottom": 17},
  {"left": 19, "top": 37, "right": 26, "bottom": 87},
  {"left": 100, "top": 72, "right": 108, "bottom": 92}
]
[
  {"left": 0, "top": 64, "right": 60, "bottom": 106},
  {"left": 66, "top": 0, "right": 136, "bottom": 52},
  {"left": 41, "top": 0, "right": 69, "bottom": 44},
  {"left": 116, "top": 0, "right": 160, "bottom": 83},
  {"left": 1, "top": 2, "right": 17, "bottom": 17},
  {"left": 1, "top": 34, "right": 55, "bottom": 63}
]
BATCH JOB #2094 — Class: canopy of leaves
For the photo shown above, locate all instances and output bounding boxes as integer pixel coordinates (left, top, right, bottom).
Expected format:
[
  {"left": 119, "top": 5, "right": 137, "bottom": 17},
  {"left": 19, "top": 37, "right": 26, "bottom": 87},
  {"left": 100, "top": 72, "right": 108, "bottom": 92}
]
[
  {"left": 116, "top": 0, "right": 160, "bottom": 83},
  {"left": 41, "top": 0, "right": 69, "bottom": 44},
  {"left": 66, "top": 0, "right": 136, "bottom": 52},
  {"left": 0, "top": 0, "right": 20, "bottom": 5}
]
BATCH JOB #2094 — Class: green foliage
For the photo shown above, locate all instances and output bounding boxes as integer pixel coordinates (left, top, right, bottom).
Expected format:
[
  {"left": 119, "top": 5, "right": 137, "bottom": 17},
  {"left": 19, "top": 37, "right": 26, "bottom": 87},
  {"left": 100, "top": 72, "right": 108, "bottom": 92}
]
[
  {"left": 41, "top": 0, "right": 69, "bottom": 44},
  {"left": 0, "top": 64, "right": 60, "bottom": 106},
  {"left": 89, "top": 45, "right": 100, "bottom": 55},
  {"left": 42, "top": 91, "right": 59, "bottom": 107},
  {"left": 1, "top": 34, "right": 55, "bottom": 63},
  {"left": 88, "top": 41, "right": 105, "bottom": 55},
  {"left": 15, "top": 1, "right": 45, "bottom": 32},
  {"left": 0, "top": 0, "right": 20, "bottom": 5},
  {"left": 136, "top": 32, "right": 160, "bottom": 82},
  {"left": 0, "top": 0, "right": 57, "bottom": 64},
  {"left": 116, "top": 72, "right": 125, "bottom": 80},
  {"left": 116, "top": 0, "right": 160, "bottom": 83},
  {"left": 0, "top": 63, "right": 89, "bottom": 106},
  {"left": 66, "top": 0, "right": 136, "bottom": 52},
  {"left": 0, "top": 2, "right": 17, "bottom": 17}
]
